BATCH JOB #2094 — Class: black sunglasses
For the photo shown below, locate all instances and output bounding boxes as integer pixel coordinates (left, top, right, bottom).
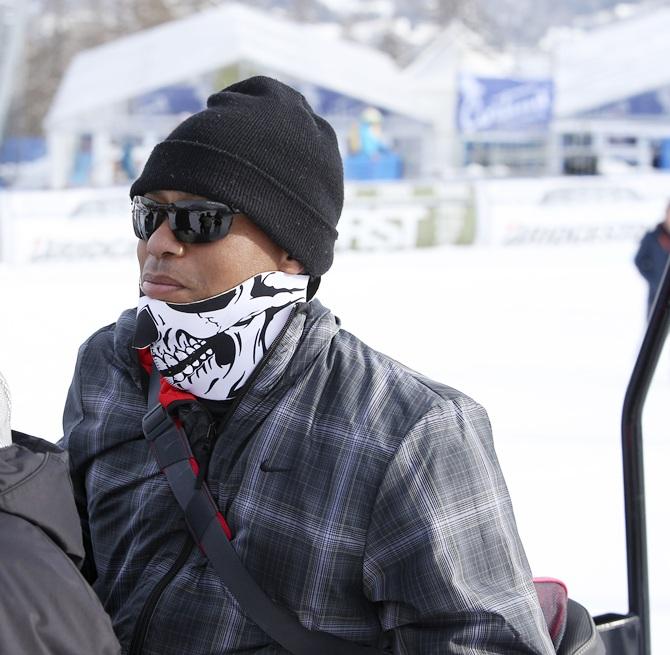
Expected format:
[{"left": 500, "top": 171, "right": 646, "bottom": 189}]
[{"left": 132, "top": 196, "right": 241, "bottom": 244}]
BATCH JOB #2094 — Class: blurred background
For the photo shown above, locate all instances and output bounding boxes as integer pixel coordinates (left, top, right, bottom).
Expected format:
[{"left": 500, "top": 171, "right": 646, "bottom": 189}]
[{"left": 0, "top": 0, "right": 668, "bottom": 651}]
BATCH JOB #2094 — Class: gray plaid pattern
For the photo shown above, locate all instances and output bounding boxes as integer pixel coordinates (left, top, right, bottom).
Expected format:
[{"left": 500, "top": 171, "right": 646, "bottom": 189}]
[{"left": 61, "top": 300, "right": 554, "bottom": 655}]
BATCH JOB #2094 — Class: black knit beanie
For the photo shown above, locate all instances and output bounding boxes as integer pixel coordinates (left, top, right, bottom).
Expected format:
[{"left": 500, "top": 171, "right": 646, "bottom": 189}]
[{"left": 129, "top": 76, "right": 344, "bottom": 276}]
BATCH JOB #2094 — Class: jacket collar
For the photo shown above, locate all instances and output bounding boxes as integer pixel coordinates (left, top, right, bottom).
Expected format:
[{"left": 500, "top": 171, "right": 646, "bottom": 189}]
[{"left": 233, "top": 299, "right": 338, "bottom": 418}]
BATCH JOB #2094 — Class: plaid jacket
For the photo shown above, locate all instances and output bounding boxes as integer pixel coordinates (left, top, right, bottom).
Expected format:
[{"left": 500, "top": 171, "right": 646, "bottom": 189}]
[{"left": 62, "top": 299, "right": 554, "bottom": 655}]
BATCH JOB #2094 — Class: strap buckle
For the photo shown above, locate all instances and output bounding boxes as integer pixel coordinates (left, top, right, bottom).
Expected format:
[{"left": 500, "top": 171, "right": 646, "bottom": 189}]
[{"left": 142, "top": 403, "right": 172, "bottom": 442}]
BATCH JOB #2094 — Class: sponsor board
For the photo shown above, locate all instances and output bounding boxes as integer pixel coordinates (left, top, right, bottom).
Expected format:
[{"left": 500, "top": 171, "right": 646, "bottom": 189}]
[
  {"left": 473, "top": 175, "right": 670, "bottom": 246},
  {"left": 29, "top": 235, "right": 137, "bottom": 262},
  {"left": 338, "top": 182, "right": 473, "bottom": 251},
  {"left": 2, "top": 176, "right": 667, "bottom": 261},
  {"left": 0, "top": 187, "right": 134, "bottom": 264},
  {"left": 457, "top": 74, "right": 553, "bottom": 133},
  {"left": 0, "top": 184, "right": 474, "bottom": 263}
]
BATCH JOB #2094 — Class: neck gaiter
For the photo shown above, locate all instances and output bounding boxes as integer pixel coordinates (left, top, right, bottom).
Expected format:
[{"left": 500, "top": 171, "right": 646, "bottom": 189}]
[{"left": 133, "top": 271, "right": 309, "bottom": 400}]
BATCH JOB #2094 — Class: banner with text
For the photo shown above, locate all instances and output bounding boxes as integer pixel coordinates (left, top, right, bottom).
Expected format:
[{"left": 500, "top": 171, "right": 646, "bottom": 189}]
[{"left": 457, "top": 74, "right": 553, "bottom": 133}]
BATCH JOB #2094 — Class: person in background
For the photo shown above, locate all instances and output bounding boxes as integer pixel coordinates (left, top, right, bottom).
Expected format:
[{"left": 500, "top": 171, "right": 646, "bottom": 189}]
[
  {"left": 635, "top": 202, "right": 670, "bottom": 316},
  {"left": 0, "top": 370, "right": 120, "bottom": 655}
]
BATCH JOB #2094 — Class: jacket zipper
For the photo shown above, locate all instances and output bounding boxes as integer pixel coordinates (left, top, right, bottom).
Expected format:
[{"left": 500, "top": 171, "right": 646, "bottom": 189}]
[
  {"left": 127, "top": 304, "right": 302, "bottom": 653},
  {"left": 128, "top": 535, "right": 193, "bottom": 654}
]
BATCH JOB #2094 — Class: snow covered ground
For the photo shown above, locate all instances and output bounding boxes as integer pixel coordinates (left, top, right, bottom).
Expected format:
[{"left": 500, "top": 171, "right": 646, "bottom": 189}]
[{"left": 0, "top": 239, "right": 667, "bottom": 651}]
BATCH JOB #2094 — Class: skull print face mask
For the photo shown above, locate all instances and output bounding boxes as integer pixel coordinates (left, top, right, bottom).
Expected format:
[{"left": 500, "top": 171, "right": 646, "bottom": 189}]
[{"left": 133, "top": 271, "right": 309, "bottom": 401}]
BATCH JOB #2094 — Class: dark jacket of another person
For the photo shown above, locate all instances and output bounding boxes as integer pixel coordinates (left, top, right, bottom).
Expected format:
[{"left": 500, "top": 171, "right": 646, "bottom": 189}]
[
  {"left": 634, "top": 222, "right": 670, "bottom": 314},
  {"left": 0, "top": 431, "right": 121, "bottom": 655}
]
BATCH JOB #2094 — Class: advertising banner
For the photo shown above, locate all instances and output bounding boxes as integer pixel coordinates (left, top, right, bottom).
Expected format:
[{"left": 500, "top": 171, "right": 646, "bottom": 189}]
[
  {"left": 473, "top": 175, "right": 669, "bottom": 246},
  {"left": 0, "top": 183, "right": 473, "bottom": 265},
  {"left": 0, "top": 188, "right": 135, "bottom": 264},
  {"left": 129, "top": 84, "right": 204, "bottom": 116},
  {"left": 457, "top": 74, "right": 553, "bottom": 133}
]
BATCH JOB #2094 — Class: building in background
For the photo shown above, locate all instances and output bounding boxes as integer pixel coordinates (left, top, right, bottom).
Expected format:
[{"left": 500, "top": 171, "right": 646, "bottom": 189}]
[
  {"left": 550, "top": 5, "right": 670, "bottom": 175},
  {"left": 398, "top": 21, "right": 554, "bottom": 179},
  {"left": 43, "top": 2, "right": 431, "bottom": 189},
  {"left": 26, "top": 0, "right": 670, "bottom": 188}
]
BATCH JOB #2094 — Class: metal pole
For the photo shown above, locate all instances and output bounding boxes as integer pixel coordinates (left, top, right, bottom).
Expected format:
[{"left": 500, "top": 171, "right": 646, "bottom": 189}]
[{"left": 621, "top": 256, "right": 670, "bottom": 655}]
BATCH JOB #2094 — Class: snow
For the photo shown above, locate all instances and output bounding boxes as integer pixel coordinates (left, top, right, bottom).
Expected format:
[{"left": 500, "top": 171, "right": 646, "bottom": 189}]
[{"left": 0, "top": 238, "right": 667, "bottom": 651}]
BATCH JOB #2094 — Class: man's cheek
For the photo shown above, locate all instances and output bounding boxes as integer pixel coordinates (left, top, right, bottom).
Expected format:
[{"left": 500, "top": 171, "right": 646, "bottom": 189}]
[{"left": 137, "top": 241, "right": 146, "bottom": 268}]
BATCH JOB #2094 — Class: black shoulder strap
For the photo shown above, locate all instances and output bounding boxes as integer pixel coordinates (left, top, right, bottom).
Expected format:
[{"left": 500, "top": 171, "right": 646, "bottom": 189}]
[{"left": 143, "top": 368, "right": 384, "bottom": 655}]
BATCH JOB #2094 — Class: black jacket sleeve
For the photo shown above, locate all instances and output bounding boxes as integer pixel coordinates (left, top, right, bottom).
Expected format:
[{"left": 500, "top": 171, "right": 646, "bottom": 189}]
[
  {"left": 0, "top": 513, "right": 120, "bottom": 655},
  {"left": 634, "top": 230, "right": 659, "bottom": 282}
]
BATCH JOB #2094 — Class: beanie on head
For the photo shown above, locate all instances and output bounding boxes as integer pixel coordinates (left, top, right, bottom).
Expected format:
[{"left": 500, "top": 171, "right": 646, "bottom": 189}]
[{"left": 129, "top": 76, "right": 344, "bottom": 277}]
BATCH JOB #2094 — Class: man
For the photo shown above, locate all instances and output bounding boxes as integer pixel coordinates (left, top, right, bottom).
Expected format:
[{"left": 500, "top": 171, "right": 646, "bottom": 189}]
[
  {"left": 62, "top": 76, "right": 554, "bottom": 654},
  {"left": 635, "top": 202, "right": 670, "bottom": 316},
  {"left": 0, "top": 370, "right": 120, "bottom": 654}
]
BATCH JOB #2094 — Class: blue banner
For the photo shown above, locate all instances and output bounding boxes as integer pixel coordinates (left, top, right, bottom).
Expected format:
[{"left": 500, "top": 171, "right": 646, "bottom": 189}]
[
  {"left": 129, "top": 85, "right": 204, "bottom": 116},
  {"left": 582, "top": 87, "right": 670, "bottom": 118},
  {"left": 288, "top": 80, "right": 374, "bottom": 118},
  {"left": 457, "top": 74, "right": 553, "bottom": 133},
  {"left": 0, "top": 137, "right": 46, "bottom": 163}
]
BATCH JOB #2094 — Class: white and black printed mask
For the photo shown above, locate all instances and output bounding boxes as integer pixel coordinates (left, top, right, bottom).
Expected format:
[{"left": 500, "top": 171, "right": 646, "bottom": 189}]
[{"left": 133, "top": 271, "right": 309, "bottom": 400}]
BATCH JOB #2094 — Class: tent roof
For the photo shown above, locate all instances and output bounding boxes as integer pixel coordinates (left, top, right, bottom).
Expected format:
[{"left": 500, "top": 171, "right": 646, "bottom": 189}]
[
  {"left": 403, "top": 6, "right": 670, "bottom": 121},
  {"left": 45, "top": 3, "right": 431, "bottom": 129},
  {"left": 402, "top": 21, "right": 551, "bottom": 82},
  {"left": 402, "top": 22, "right": 508, "bottom": 81},
  {"left": 553, "top": 5, "right": 670, "bottom": 117}
]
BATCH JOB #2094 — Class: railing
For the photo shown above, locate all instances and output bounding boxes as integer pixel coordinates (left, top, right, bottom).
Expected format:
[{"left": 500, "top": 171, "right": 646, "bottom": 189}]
[{"left": 619, "top": 256, "right": 670, "bottom": 655}]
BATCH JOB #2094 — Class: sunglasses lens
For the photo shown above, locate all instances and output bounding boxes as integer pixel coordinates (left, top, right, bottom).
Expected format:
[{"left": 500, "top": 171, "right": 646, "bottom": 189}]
[
  {"left": 132, "top": 199, "right": 158, "bottom": 240},
  {"left": 133, "top": 197, "right": 235, "bottom": 243},
  {"left": 171, "top": 207, "right": 234, "bottom": 244}
]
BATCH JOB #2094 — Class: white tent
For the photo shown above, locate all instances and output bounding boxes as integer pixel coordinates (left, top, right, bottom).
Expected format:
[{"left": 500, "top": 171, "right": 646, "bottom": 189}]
[
  {"left": 45, "top": 1, "right": 670, "bottom": 186},
  {"left": 552, "top": 5, "right": 670, "bottom": 118},
  {"left": 546, "top": 5, "right": 670, "bottom": 172},
  {"left": 397, "top": 5, "right": 670, "bottom": 174},
  {"left": 403, "top": 5, "right": 670, "bottom": 122},
  {"left": 45, "top": 2, "right": 437, "bottom": 187},
  {"left": 45, "top": 2, "right": 433, "bottom": 130},
  {"left": 398, "top": 22, "right": 555, "bottom": 176}
]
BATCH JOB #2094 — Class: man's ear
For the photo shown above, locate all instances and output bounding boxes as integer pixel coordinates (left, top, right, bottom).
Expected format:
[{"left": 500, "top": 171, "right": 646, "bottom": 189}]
[{"left": 279, "top": 253, "right": 305, "bottom": 275}]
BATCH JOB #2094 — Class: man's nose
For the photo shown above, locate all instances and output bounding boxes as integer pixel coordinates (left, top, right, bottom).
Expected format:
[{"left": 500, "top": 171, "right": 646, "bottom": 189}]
[{"left": 145, "top": 218, "right": 184, "bottom": 258}]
